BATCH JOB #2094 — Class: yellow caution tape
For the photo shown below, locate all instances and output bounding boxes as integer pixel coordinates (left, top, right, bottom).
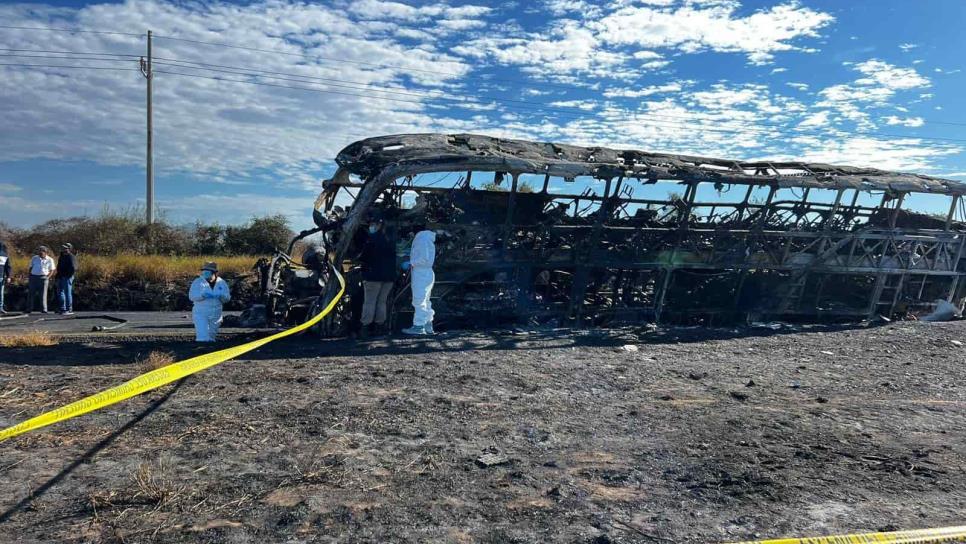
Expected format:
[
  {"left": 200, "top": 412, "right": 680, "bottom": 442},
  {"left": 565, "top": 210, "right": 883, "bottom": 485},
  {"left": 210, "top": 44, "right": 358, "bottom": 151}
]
[
  {"left": 728, "top": 525, "right": 966, "bottom": 544},
  {"left": 0, "top": 266, "right": 345, "bottom": 443}
]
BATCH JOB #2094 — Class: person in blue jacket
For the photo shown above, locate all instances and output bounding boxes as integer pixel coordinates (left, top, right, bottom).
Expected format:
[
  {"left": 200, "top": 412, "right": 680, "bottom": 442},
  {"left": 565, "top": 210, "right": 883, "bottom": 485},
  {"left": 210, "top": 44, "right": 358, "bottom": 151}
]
[
  {"left": 188, "top": 261, "right": 231, "bottom": 342},
  {"left": 358, "top": 218, "right": 396, "bottom": 338}
]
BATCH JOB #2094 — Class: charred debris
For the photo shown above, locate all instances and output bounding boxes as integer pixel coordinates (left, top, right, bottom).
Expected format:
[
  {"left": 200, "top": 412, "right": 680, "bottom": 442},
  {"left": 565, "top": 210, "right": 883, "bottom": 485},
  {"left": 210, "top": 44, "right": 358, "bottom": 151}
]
[{"left": 249, "top": 133, "right": 966, "bottom": 334}]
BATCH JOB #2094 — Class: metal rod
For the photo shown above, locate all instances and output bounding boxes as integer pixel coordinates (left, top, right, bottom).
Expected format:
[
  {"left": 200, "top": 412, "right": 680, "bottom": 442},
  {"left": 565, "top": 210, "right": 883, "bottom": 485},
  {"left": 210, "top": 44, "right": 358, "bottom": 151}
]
[{"left": 945, "top": 195, "right": 959, "bottom": 231}]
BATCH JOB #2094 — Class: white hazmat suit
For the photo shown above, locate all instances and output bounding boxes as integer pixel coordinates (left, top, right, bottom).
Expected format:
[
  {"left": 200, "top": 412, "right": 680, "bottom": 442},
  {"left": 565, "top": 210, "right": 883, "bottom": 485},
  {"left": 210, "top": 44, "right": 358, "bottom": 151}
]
[
  {"left": 409, "top": 230, "right": 436, "bottom": 329},
  {"left": 189, "top": 275, "right": 231, "bottom": 342}
]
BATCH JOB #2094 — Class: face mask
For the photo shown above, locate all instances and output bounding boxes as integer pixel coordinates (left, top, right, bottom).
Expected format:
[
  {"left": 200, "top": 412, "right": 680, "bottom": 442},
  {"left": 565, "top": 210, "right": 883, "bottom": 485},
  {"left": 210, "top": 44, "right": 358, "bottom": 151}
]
[
  {"left": 201, "top": 270, "right": 214, "bottom": 280},
  {"left": 368, "top": 225, "right": 378, "bottom": 234}
]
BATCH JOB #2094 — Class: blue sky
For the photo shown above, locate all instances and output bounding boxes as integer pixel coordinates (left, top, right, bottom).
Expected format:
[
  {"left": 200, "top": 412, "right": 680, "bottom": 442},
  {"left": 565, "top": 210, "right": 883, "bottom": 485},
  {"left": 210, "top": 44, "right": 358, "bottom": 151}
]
[{"left": 1, "top": 0, "right": 965, "bottom": 228}]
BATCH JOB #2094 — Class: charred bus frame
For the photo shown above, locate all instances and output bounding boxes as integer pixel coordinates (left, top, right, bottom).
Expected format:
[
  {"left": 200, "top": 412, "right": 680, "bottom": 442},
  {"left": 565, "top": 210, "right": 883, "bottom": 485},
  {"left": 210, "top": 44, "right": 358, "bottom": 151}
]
[{"left": 271, "top": 133, "right": 966, "bottom": 331}]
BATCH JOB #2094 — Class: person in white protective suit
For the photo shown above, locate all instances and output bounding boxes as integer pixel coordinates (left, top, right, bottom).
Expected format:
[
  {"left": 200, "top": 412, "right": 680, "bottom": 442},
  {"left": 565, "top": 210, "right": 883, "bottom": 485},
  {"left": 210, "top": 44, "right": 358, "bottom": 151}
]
[
  {"left": 188, "top": 261, "right": 231, "bottom": 342},
  {"left": 402, "top": 229, "right": 436, "bottom": 335}
]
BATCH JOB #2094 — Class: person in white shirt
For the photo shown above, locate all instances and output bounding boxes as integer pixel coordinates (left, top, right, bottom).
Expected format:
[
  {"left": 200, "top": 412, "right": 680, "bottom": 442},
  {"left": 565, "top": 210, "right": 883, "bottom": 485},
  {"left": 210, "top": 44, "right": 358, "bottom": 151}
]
[
  {"left": 0, "top": 241, "right": 10, "bottom": 314},
  {"left": 26, "top": 246, "right": 56, "bottom": 314},
  {"left": 188, "top": 261, "right": 231, "bottom": 342}
]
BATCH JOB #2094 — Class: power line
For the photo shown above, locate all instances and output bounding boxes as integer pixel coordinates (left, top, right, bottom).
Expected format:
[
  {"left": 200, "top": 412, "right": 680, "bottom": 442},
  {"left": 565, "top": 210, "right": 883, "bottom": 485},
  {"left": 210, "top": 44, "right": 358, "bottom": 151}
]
[
  {"left": 6, "top": 26, "right": 965, "bottom": 132},
  {"left": 7, "top": 27, "right": 966, "bottom": 132},
  {"left": 152, "top": 56, "right": 789, "bottom": 133},
  {"left": 0, "top": 48, "right": 140, "bottom": 57},
  {"left": 152, "top": 59, "right": 449, "bottom": 102},
  {"left": 146, "top": 62, "right": 816, "bottom": 140},
  {"left": 0, "top": 25, "right": 142, "bottom": 37},
  {"left": 151, "top": 68, "right": 795, "bottom": 139},
  {"left": 151, "top": 54, "right": 966, "bottom": 138},
  {"left": 151, "top": 32, "right": 583, "bottom": 92},
  {"left": 3, "top": 29, "right": 966, "bottom": 147},
  {"left": 150, "top": 32, "right": 966, "bottom": 131},
  {"left": 0, "top": 63, "right": 133, "bottom": 71},
  {"left": 152, "top": 67, "right": 966, "bottom": 146},
  {"left": 0, "top": 53, "right": 136, "bottom": 63},
  {"left": 2, "top": 57, "right": 963, "bottom": 147}
]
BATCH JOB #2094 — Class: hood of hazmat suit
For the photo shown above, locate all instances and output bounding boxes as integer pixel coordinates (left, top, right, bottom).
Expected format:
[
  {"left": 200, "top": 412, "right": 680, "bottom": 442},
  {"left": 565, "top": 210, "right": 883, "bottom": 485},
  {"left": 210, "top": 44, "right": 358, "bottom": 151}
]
[
  {"left": 410, "top": 230, "right": 436, "bottom": 269},
  {"left": 188, "top": 276, "right": 231, "bottom": 342}
]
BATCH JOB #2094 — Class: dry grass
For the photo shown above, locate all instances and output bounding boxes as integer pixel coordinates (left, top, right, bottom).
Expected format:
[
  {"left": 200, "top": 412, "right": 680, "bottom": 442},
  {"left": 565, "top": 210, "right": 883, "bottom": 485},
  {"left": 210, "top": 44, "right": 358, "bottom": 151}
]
[
  {"left": 0, "top": 331, "right": 59, "bottom": 347},
  {"left": 139, "top": 350, "right": 176, "bottom": 371},
  {"left": 132, "top": 461, "right": 182, "bottom": 508},
  {"left": 74, "top": 254, "right": 259, "bottom": 287},
  {"left": 6, "top": 252, "right": 261, "bottom": 286}
]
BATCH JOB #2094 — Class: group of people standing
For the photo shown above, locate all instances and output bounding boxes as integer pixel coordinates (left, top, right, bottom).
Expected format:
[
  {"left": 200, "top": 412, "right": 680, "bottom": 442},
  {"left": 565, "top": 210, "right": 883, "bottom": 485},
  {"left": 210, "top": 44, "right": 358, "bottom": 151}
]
[
  {"left": 0, "top": 242, "right": 77, "bottom": 315},
  {"left": 1, "top": 221, "right": 435, "bottom": 341},
  {"left": 358, "top": 220, "right": 436, "bottom": 338},
  {"left": 184, "top": 220, "right": 436, "bottom": 343}
]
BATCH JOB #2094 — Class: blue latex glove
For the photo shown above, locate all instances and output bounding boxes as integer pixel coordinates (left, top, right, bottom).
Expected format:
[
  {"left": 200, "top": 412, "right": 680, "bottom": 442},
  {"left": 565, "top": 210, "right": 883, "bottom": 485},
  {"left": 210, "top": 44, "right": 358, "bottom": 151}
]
[{"left": 401, "top": 261, "right": 411, "bottom": 271}]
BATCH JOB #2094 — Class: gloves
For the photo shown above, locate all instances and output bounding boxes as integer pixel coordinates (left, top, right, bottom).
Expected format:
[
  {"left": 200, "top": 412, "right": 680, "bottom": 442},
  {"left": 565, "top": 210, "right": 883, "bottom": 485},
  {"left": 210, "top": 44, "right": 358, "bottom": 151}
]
[{"left": 401, "top": 261, "right": 411, "bottom": 271}]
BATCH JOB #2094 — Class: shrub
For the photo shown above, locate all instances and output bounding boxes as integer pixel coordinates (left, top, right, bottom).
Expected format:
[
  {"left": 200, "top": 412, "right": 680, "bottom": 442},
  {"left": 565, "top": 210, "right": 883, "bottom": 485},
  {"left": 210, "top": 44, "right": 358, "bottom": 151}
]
[
  {"left": 192, "top": 223, "right": 225, "bottom": 254},
  {"left": 0, "top": 331, "right": 58, "bottom": 347},
  {"left": 139, "top": 351, "right": 176, "bottom": 371},
  {"left": 6, "top": 209, "right": 294, "bottom": 257},
  {"left": 223, "top": 215, "right": 292, "bottom": 255},
  {"left": 480, "top": 182, "right": 535, "bottom": 193}
]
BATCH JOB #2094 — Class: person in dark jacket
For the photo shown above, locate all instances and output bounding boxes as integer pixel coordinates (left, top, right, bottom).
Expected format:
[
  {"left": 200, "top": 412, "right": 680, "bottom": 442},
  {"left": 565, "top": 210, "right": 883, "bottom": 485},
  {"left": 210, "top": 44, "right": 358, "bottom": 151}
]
[
  {"left": 358, "top": 219, "right": 396, "bottom": 338},
  {"left": 0, "top": 241, "right": 10, "bottom": 314},
  {"left": 56, "top": 243, "right": 77, "bottom": 315}
]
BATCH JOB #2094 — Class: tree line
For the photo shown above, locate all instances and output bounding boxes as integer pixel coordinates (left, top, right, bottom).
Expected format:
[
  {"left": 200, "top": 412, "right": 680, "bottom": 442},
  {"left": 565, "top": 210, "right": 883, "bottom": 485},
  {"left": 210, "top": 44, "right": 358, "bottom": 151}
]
[{"left": 0, "top": 209, "right": 294, "bottom": 256}]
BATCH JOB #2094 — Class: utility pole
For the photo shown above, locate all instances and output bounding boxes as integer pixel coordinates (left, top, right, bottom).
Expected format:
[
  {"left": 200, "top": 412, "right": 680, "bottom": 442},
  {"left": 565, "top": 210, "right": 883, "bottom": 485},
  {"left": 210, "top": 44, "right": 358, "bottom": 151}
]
[{"left": 142, "top": 30, "right": 155, "bottom": 224}]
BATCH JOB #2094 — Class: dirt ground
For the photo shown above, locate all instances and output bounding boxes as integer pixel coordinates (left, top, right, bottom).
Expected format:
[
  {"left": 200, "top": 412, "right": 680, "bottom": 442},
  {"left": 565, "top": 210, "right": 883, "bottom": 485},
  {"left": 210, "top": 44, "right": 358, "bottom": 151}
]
[{"left": 0, "top": 320, "right": 964, "bottom": 543}]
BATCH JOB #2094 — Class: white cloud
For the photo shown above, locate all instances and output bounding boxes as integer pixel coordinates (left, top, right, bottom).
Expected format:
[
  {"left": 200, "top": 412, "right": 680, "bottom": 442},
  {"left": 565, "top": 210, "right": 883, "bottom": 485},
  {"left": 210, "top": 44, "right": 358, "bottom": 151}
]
[
  {"left": 588, "top": 1, "right": 834, "bottom": 65},
  {"left": 853, "top": 59, "right": 930, "bottom": 90},
  {"left": 348, "top": 0, "right": 490, "bottom": 25},
  {"left": 452, "top": 21, "right": 625, "bottom": 80},
  {"left": 798, "top": 110, "right": 830, "bottom": 128},
  {"left": 0, "top": 0, "right": 491, "bottom": 186},
  {"left": 0, "top": 0, "right": 960, "bottom": 229},
  {"left": 632, "top": 51, "right": 663, "bottom": 60},
  {"left": 549, "top": 99, "right": 598, "bottom": 110},
  {"left": 522, "top": 88, "right": 552, "bottom": 96},
  {"left": 899, "top": 43, "right": 919, "bottom": 51},
  {"left": 456, "top": 1, "right": 833, "bottom": 79},
  {"left": 603, "top": 81, "right": 685, "bottom": 98},
  {"left": 794, "top": 136, "right": 958, "bottom": 172},
  {"left": 816, "top": 59, "right": 930, "bottom": 129},
  {"left": 543, "top": 0, "right": 603, "bottom": 17},
  {"left": 159, "top": 193, "right": 317, "bottom": 226},
  {"left": 883, "top": 115, "right": 925, "bottom": 127},
  {"left": 0, "top": 183, "right": 22, "bottom": 193}
]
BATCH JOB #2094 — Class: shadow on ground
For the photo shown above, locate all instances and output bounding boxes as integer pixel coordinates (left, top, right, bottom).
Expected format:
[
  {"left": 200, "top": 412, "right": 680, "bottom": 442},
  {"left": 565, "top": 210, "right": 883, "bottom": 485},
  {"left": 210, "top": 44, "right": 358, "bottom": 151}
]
[{"left": 0, "top": 322, "right": 885, "bottom": 367}]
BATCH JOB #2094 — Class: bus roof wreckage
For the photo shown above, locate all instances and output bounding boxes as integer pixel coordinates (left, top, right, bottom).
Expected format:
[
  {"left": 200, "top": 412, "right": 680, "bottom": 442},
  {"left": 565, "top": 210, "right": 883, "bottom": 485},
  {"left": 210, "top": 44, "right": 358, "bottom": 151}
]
[{"left": 244, "top": 133, "right": 966, "bottom": 333}]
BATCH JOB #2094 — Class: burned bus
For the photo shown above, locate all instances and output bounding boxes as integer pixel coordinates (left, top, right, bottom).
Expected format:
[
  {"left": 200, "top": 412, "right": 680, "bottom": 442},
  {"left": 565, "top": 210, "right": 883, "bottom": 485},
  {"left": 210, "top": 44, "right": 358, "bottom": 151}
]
[{"left": 254, "top": 133, "right": 966, "bottom": 333}]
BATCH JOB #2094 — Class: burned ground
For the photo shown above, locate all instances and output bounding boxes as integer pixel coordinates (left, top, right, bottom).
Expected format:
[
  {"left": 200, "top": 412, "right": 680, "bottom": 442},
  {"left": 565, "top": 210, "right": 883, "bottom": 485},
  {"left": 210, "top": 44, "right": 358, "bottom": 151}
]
[{"left": 0, "top": 321, "right": 964, "bottom": 543}]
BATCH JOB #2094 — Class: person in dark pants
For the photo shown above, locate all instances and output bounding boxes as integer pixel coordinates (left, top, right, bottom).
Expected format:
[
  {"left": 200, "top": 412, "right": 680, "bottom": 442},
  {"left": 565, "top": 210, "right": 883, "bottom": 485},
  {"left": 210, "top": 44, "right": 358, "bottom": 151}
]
[
  {"left": 56, "top": 243, "right": 77, "bottom": 315},
  {"left": 0, "top": 241, "right": 11, "bottom": 314},
  {"left": 358, "top": 218, "right": 396, "bottom": 338},
  {"left": 27, "top": 246, "right": 55, "bottom": 314}
]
